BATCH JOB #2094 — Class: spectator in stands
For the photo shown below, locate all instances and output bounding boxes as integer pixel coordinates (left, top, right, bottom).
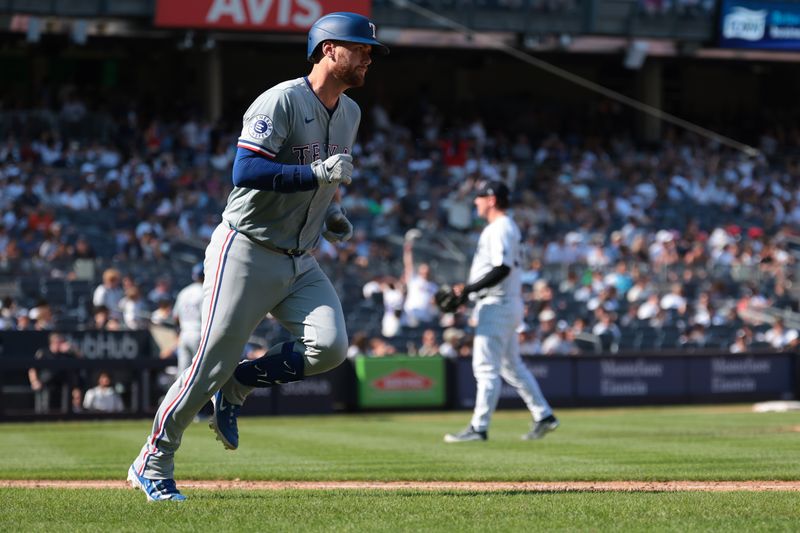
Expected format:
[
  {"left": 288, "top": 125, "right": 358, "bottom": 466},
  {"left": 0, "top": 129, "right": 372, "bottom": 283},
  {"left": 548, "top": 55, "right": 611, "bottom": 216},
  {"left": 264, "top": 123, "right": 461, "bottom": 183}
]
[
  {"left": 147, "top": 277, "right": 173, "bottom": 306},
  {"left": 443, "top": 183, "right": 475, "bottom": 232},
  {"left": 649, "top": 307, "right": 671, "bottom": 328},
  {"left": 0, "top": 296, "right": 17, "bottom": 329},
  {"left": 592, "top": 310, "right": 621, "bottom": 352},
  {"left": 736, "top": 287, "right": 772, "bottom": 324},
  {"left": 530, "top": 280, "right": 555, "bottom": 317},
  {"left": 690, "top": 291, "right": 723, "bottom": 327},
  {"left": 119, "top": 284, "right": 149, "bottom": 330},
  {"left": 347, "top": 331, "right": 369, "bottom": 359},
  {"left": 637, "top": 293, "right": 660, "bottom": 322},
  {"left": 660, "top": 283, "right": 688, "bottom": 314},
  {"left": 29, "top": 300, "right": 55, "bottom": 330},
  {"left": 71, "top": 387, "right": 84, "bottom": 413},
  {"left": 93, "top": 268, "right": 123, "bottom": 320},
  {"left": 627, "top": 274, "right": 654, "bottom": 304},
  {"left": 762, "top": 320, "right": 799, "bottom": 350},
  {"left": 519, "top": 324, "right": 542, "bottom": 356},
  {"left": 680, "top": 324, "right": 709, "bottom": 348},
  {"left": 150, "top": 297, "right": 173, "bottom": 326},
  {"left": 83, "top": 371, "right": 125, "bottom": 413},
  {"left": 379, "top": 277, "right": 405, "bottom": 338},
  {"left": 90, "top": 305, "right": 111, "bottom": 330},
  {"left": 28, "top": 333, "right": 84, "bottom": 413},
  {"left": 368, "top": 337, "right": 397, "bottom": 357},
  {"left": 439, "top": 327, "right": 465, "bottom": 359},
  {"left": 604, "top": 261, "right": 634, "bottom": 296},
  {"left": 73, "top": 235, "right": 96, "bottom": 259},
  {"left": 556, "top": 270, "right": 580, "bottom": 296},
  {"left": 416, "top": 328, "right": 440, "bottom": 357},
  {"left": 541, "top": 321, "right": 578, "bottom": 355},
  {"left": 729, "top": 327, "right": 753, "bottom": 354},
  {"left": 402, "top": 238, "right": 439, "bottom": 328},
  {"left": 536, "top": 308, "right": 558, "bottom": 340}
]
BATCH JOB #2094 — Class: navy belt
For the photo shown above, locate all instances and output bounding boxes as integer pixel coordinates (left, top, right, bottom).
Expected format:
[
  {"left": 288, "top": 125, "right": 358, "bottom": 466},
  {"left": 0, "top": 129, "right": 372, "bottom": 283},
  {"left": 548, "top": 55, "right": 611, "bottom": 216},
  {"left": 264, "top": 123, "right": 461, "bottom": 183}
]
[
  {"left": 256, "top": 238, "right": 306, "bottom": 257},
  {"left": 227, "top": 223, "right": 306, "bottom": 257},
  {"left": 269, "top": 244, "right": 306, "bottom": 257}
]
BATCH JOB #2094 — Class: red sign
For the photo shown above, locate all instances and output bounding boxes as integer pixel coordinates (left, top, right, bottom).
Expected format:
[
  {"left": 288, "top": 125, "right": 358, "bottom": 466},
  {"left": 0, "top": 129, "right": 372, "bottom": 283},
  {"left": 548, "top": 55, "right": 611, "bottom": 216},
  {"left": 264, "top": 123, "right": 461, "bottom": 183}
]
[
  {"left": 372, "top": 369, "right": 434, "bottom": 391},
  {"left": 155, "top": 0, "right": 372, "bottom": 32}
]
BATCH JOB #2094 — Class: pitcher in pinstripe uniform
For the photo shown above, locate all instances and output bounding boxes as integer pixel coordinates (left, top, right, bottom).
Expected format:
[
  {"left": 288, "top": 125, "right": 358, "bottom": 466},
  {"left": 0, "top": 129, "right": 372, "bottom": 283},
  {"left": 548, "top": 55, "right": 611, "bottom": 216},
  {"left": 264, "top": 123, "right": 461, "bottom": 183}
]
[
  {"left": 127, "top": 12, "right": 389, "bottom": 501},
  {"left": 444, "top": 180, "right": 559, "bottom": 443}
]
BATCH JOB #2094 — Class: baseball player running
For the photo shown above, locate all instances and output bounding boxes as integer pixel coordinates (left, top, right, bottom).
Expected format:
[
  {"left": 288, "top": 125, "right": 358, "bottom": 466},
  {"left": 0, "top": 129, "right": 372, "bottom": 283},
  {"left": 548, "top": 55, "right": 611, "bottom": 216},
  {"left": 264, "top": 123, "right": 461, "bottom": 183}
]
[
  {"left": 443, "top": 180, "right": 559, "bottom": 443},
  {"left": 128, "top": 12, "right": 388, "bottom": 501}
]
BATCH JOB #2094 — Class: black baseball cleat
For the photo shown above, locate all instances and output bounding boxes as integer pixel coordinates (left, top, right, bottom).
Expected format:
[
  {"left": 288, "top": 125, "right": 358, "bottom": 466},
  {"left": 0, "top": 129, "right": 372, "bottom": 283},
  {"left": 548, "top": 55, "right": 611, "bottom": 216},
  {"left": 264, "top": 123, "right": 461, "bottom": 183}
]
[
  {"left": 522, "top": 414, "right": 559, "bottom": 440},
  {"left": 444, "top": 426, "right": 487, "bottom": 443}
]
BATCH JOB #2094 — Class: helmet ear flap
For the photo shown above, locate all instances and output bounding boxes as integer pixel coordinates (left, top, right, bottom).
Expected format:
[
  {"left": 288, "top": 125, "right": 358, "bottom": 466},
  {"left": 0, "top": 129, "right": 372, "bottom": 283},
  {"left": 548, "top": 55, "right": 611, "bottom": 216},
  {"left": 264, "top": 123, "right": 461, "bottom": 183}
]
[{"left": 310, "top": 41, "right": 335, "bottom": 64}]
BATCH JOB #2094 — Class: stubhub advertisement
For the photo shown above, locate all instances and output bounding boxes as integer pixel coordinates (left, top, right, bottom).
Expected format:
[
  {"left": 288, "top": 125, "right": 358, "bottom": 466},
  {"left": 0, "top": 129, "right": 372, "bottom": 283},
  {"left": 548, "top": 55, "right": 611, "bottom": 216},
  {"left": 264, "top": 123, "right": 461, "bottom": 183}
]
[{"left": 720, "top": 0, "right": 800, "bottom": 50}]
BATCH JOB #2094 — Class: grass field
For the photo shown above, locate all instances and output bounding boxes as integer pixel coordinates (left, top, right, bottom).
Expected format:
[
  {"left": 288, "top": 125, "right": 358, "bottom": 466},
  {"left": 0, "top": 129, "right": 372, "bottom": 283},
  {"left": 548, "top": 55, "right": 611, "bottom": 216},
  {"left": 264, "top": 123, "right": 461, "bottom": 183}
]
[{"left": 3, "top": 405, "right": 800, "bottom": 531}]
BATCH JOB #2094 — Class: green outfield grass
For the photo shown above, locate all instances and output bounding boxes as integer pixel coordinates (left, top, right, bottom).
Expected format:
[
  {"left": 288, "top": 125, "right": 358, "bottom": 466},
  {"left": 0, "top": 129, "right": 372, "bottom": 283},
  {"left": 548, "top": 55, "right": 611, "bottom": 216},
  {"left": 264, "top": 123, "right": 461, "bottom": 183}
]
[
  {"left": 2, "top": 406, "right": 800, "bottom": 532},
  {"left": 3, "top": 488, "right": 800, "bottom": 532},
  {"left": 1, "top": 406, "right": 798, "bottom": 481}
]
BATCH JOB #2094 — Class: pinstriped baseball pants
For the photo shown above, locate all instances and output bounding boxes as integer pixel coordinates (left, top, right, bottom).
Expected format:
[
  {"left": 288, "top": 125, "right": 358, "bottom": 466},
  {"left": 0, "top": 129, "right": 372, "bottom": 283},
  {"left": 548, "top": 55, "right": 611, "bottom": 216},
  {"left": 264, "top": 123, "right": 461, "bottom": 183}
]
[{"left": 470, "top": 300, "right": 552, "bottom": 432}]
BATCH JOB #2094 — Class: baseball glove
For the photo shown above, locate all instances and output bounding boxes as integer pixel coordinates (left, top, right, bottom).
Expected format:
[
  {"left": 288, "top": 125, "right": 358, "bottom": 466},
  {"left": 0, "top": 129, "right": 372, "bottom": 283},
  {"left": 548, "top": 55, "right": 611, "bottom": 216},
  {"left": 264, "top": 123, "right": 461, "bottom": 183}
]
[{"left": 435, "top": 285, "right": 465, "bottom": 313}]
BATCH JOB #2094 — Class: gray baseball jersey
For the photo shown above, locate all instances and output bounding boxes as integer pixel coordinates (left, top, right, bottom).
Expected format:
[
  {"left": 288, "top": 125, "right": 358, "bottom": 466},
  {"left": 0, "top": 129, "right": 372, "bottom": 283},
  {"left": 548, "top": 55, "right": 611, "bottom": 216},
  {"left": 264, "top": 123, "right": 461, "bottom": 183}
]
[{"left": 225, "top": 77, "right": 360, "bottom": 251}]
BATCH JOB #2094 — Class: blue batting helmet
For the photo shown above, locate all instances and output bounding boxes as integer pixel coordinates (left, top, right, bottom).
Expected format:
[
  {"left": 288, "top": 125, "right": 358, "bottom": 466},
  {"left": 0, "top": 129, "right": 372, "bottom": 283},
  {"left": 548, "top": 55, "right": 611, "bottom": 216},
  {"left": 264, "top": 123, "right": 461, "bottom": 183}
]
[{"left": 307, "top": 12, "right": 389, "bottom": 63}]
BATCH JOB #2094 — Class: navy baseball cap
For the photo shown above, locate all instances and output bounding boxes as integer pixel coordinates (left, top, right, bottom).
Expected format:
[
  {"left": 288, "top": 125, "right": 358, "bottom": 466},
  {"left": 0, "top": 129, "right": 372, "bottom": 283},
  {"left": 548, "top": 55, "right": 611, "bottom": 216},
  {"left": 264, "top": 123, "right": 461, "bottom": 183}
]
[
  {"left": 475, "top": 180, "right": 510, "bottom": 203},
  {"left": 192, "top": 263, "right": 204, "bottom": 281}
]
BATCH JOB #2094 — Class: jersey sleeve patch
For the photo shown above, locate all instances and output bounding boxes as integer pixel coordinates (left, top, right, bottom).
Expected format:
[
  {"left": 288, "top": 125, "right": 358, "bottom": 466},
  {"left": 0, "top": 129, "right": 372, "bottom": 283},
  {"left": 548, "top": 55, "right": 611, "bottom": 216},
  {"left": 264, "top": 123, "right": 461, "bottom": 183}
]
[{"left": 247, "top": 115, "right": 274, "bottom": 139}]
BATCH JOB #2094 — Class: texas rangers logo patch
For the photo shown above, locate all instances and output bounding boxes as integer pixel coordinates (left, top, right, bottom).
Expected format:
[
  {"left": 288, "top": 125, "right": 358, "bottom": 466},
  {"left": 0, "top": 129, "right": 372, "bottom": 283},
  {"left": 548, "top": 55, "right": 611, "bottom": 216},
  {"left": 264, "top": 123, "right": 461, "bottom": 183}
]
[{"left": 248, "top": 115, "right": 273, "bottom": 139}]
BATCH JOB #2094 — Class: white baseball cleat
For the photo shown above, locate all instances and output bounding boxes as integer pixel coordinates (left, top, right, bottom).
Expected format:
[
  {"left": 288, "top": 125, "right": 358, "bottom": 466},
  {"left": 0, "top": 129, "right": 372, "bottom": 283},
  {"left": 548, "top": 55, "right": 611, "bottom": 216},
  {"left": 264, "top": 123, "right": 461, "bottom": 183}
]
[
  {"left": 522, "top": 414, "right": 559, "bottom": 440},
  {"left": 444, "top": 426, "right": 488, "bottom": 443}
]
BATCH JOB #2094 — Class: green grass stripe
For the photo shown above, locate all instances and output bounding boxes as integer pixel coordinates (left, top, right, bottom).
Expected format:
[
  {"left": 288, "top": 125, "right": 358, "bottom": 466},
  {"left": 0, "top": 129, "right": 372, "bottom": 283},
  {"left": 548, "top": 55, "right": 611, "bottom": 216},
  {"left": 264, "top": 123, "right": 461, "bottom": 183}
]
[
  {"left": 3, "top": 488, "right": 800, "bottom": 532},
  {"left": 2, "top": 406, "right": 799, "bottom": 481}
]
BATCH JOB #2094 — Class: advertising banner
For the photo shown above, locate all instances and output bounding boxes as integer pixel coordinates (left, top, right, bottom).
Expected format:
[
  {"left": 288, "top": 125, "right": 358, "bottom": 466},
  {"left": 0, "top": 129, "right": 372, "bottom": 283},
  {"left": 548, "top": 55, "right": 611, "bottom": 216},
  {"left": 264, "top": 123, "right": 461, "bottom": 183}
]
[
  {"left": 355, "top": 356, "right": 446, "bottom": 408},
  {"left": 719, "top": 0, "right": 800, "bottom": 50},
  {"left": 688, "top": 354, "right": 794, "bottom": 399},
  {"left": 155, "top": 0, "right": 372, "bottom": 32},
  {"left": 576, "top": 357, "right": 687, "bottom": 399},
  {"left": 0, "top": 330, "right": 155, "bottom": 359},
  {"left": 274, "top": 374, "right": 335, "bottom": 414},
  {"left": 239, "top": 386, "right": 275, "bottom": 416}
]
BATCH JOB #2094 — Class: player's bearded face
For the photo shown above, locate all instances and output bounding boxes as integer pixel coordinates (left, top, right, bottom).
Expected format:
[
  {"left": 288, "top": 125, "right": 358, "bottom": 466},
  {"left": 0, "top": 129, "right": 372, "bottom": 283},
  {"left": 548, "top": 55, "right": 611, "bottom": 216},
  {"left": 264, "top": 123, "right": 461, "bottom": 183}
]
[{"left": 331, "top": 43, "right": 372, "bottom": 87}]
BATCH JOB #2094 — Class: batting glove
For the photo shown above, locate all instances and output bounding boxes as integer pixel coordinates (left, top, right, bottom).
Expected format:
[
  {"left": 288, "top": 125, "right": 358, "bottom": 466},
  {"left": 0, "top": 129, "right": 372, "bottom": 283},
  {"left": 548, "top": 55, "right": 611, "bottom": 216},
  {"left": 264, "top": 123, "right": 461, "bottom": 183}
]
[
  {"left": 322, "top": 205, "right": 354, "bottom": 243},
  {"left": 311, "top": 153, "right": 353, "bottom": 186}
]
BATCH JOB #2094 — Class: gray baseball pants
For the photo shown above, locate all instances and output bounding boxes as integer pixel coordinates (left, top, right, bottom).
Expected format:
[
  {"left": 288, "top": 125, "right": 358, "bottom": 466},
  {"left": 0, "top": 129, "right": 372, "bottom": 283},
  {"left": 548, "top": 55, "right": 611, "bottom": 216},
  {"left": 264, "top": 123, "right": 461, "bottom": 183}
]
[{"left": 133, "top": 223, "right": 347, "bottom": 479}]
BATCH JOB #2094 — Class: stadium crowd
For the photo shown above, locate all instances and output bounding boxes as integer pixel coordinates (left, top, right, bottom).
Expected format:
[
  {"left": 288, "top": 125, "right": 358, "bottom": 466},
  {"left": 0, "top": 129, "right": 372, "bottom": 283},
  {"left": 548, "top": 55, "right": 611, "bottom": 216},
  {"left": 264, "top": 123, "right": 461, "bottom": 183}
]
[{"left": 1, "top": 85, "right": 799, "bottom": 386}]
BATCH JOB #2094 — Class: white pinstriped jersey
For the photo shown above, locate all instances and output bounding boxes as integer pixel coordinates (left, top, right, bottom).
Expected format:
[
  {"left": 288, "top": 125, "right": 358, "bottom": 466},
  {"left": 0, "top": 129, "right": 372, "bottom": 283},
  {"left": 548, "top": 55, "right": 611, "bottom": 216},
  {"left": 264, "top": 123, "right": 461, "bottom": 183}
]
[
  {"left": 468, "top": 214, "right": 522, "bottom": 304},
  {"left": 222, "top": 77, "right": 361, "bottom": 250}
]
